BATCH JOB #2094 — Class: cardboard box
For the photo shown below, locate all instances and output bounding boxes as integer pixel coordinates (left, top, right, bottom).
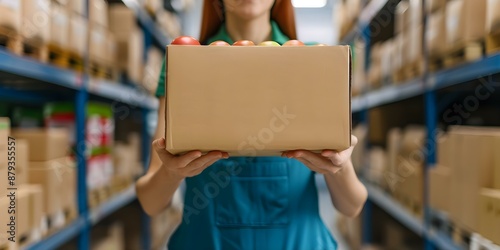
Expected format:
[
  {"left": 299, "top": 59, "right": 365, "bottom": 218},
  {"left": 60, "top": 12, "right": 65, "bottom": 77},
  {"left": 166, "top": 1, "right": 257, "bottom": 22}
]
[
  {"left": 28, "top": 157, "right": 74, "bottom": 215},
  {"left": 394, "top": 1, "right": 409, "bottom": 35},
  {"left": 429, "top": 167, "right": 452, "bottom": 212},
  {"left": 486, "top": 0, "right": 500, "bottom": 33},
  {"left": 165, "top": 46, "right": 352, "bottom": 156},
  {"left": 108, "top": 5, "right": 137, "bottom": 35},
  {"left": 68, "top": 12, "right": 87, "bottom": 57},
  {"left": 408, "top": 23, "right": 423, "bottom": 64},
  {"left": 89, "top": 22, "right": 107, "bottom": 62},
  {"left": 106, "top": 31, "right": 117, "bottom": 67},
  {"left": 386, "top": 127, "right": 402, "bottom": 181},
  {"left": 16, "top": 187, "right": 32, "bottom": 237},
  {"left": 49, "top": 3, "right": 69, "bottom": 48},
  {"left": 89, "top": 0, "right": 108, "bottom": 27},
  {"left": 144, "top": 0, "right": 161, "bottom": 15},
  {"left": 68, "top": 0, "right": 85, "bottom": 15},
  {"left": 21, "top": 185, "right": 44, "bottom": 233},
  {"left": 143, "top": 47, "right": 164, "bottom": 95},
  {"left": 15, "top": 139, "right": 29, "bottom": 186},
  {"left": 21, "top": 0, "right": 50, "bottom": 42},
  {"left": 0, "top": 0, "right": 21, "bottom": 32},
  {"left": 446, "top": 0, "right": 487, "bottom": 46},
  {"left": 61, "top": 163, "right": 76, "bottom": 213},
  {"left": 0, "top": 197, "right": 13, "bottom": 243},
  {"left": 426, "top": 0, "right": 446, "bottom": 13},
  {"left": 427, "top": 9, "right": 447, "bottom": 56},
  {"left": 479, "top": 188, "right": 500, "bottom": 245},
  {"left": 392, "top": 34, "right": 404, "bottom": 74},
  {"left": 449, "top": 127, "right": 499, "bottom": 232},
  {"left": 11, "top": 128, "right": 70, "bottom": 161},
  {"left": 408, "top": 0, "right": 423, "bottom": 27}
]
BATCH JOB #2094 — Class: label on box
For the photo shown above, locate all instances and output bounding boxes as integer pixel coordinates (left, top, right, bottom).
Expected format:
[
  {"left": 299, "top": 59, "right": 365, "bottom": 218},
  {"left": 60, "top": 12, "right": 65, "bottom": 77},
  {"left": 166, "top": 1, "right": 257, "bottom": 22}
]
[{"left": 0, "top": 0, "right": 20, "bottom": 10}]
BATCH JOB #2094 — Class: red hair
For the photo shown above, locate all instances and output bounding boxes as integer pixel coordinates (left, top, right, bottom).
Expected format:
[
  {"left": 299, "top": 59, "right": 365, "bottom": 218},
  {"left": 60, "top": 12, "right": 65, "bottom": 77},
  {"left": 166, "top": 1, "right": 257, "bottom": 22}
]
[{"left": 199, "top": 0, "right": 297, "bottom": 44}]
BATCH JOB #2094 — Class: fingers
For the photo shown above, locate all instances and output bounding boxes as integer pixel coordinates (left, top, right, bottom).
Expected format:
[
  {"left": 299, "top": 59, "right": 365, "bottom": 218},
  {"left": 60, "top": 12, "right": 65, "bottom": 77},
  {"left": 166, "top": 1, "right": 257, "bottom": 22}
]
[
  {"left": 351, "top": 135, "right": 359, "bottom": 147},
  {"left": 288, "top": 150, "right": 331, "bottom": 167},
  {"left": 174, "top": 150, "right": 203, "bottom": 167},
  {"left": 152, "top": 138, "right": 174, "bottom": 163},
  {"left": 181, "top": 151, "right": 227, "bottom": 176}
]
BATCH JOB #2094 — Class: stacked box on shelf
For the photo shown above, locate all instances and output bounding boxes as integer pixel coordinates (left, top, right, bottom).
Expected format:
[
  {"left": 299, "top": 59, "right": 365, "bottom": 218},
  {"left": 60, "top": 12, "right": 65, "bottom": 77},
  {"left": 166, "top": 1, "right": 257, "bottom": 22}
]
[
  {"left": 66, "top": 0, "right": 88, "bottom": 64},
  {"left": 429, "top": 134, "right": 453, "bottom": 213},
  {"left": 0, "top": 1, "right": 21, "bottom": 35},
  {"left": 368, "top": 43, "right": 382, "bottom": 89},
  {"left": 113, "top": 133, "right": 143, "bottom": 188},
  {"left": 352, "top": 39, "right": 366, "bottom": 97},
  {"left": 144, "top": 0, "right": 162, "bottom": 16},
  {"left": 156, "top": 10, "right": 181, "bottom": 39},
  {"left": 17, "top": 0, "right": 51, "bottom": 61},
  {"left": 48, "top": 1, "right": 69, "bottom": 51},
  {"left": 336, "top": 0, "right": 361, "bottom": 41},
  {"left": 486, "top": 0, "right": 500, "bottom": 54},
  {"left": 426, "top": 7, "right": 447, "bottom": 71},
  {"left": 11, "top": 127, "right": 76, "bottom": 232},
  {"left": 109, "top": 5, "right": 145, "bottom": 85},
  {"left": 44, "top": 102, "right": 114, "bottom": 206},
  {"left": 479, "top": 189, "right": 500, "bottom": 245},
  {"left": 447, "top": 126, "right": 500, "bottom": 233},
  {"left": 89, "top": 0, "right": 118, "bottom": 79},
  {"left": 444, "top": 0, "right": 487, "bottom": 67},
  {"left": 142, "top": 47, "right": 164, "bottom": 95}
]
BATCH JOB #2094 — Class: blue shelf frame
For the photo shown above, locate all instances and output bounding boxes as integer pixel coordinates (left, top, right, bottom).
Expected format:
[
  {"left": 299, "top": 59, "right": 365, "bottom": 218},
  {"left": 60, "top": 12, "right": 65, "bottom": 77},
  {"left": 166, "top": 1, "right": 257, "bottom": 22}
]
[
  {"left": 0, "top": 0, "right": 169, "bottom": 249},
  {"left": 348, "top": 0, "right": 500, "bottom": 249}
]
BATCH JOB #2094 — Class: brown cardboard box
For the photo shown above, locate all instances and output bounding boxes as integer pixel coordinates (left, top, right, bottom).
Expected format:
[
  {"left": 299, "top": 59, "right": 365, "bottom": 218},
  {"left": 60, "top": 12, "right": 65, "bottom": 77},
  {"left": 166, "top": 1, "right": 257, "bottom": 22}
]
[
  {"left": 0, "top": 1, "right": 21, "bottom": 32},
  {"left": 16, "top": 187, "right": 32, "bottom": 237},
  {"left": 479, "top": 188, "right": 500, "bottom": 245},
  {"left": 21, "top": 185, "right": 44, "bottom": 233},
  {"left": 68, "top": 12, "right": 88, "bottom": 56},
  {"left": 392, "top": 34, "right": 404, "bottom": 74},
  {"left": 143, "top": 47, "right": 164, "bottom": 95},
  {"left": 49, "top": 3, "right": 69, "bottom": 48},
  {"left": 21, "top": 0, "right": 51, "bottom": 43},
  {"left": 427, "top": 9, "right": 447, "bottom": 56},
  {"left": 351, "top": 124, "right": 368, "bottom": 172},
  {"left": 11, "top": 128, "right": 70, "bottom": 161},
  {"left": 105, "top": 31, "right": 117, "bottom": 66},
  {"left": 15, "top": 139, "right": 29, "bottom": 186},
  {"left": 144, "top": 0, "right": 161, "bottom": 15},
  {"left": 0, "top": 196, "right": 13, "bottom": 243},
  {"left": 486, "top": 0, "right": 500, "bottom": 33},
  {"left": 449, "top": 127, "right": 499, "bottom": 232},
  {"left": 108, "top": 5, "right": 137, "bottom": 34},
  {"left": 352, "top": 39, "right": 366, "bottom": 96},
  {"left": 408, "top": 0, "right": 423, "bottom": 27},
  {"left": 387, "top": 127, "right": 402, "bottom": 175},
  {"left": 446, "top": 0, "right": 487, "bottom": 46},
  {"left": 68, "top": 0, "right": 85, "bottom": 15},
  {"left": 165, "top": 46, "right": 352, "bottom": 156},
  {"left": 395, "top": 1, "right": 409, "bottom": 35},
  {"left": 28, "top": 157, "right": 74, "bottom": 215},
  {"left": 61, "top": 163, "right": 76, "bottom": 214},
  {"left": 89, "top": 22, "right": 107, "bottom": 62},
  {"left": 89, "top": 0, "right": 108, "bottom": 27},
  {"left": 0, "top": 163, "right": 6, "bottom": 196},
  {"left": 426, "top": 0, "right": 446, "bottom": 13},
  {"left": 408, "top": 23, "right": 423, "bottom": 64},
  {"left": 429, "top": 167, "right": 452, "bottom": 212}
]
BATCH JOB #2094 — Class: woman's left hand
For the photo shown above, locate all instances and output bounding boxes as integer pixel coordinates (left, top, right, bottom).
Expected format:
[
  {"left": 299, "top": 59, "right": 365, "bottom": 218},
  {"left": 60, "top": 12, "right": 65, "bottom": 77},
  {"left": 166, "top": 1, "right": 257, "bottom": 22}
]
[{"left": 281, "top": 135, "right": 358, "bottom": 175}]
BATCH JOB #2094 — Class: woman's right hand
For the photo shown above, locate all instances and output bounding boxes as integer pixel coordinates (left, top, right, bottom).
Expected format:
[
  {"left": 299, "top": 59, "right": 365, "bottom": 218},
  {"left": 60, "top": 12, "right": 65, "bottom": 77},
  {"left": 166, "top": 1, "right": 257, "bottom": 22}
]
[{"left": 152, "top": 137, "right": 229, "bottom": 180}]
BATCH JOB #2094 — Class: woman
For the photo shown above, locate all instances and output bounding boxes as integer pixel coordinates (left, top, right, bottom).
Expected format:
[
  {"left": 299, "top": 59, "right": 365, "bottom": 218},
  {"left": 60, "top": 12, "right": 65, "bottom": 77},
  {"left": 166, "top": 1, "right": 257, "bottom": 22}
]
[{"left": 136, "top": 0, "right": 368, "bottom": 249}]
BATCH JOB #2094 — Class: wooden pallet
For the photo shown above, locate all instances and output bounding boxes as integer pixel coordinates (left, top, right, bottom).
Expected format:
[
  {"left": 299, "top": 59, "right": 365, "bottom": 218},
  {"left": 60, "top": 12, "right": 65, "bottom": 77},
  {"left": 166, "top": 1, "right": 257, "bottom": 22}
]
[
  {"left": 111, "top": 176, "right": 133, "bottom": 194},
  {"left": 429, "top": 53, "right": 446, "bottom": 73},
  {"left": 48, "top": 44, "right": 84, "bottom": 72},
  {"left": 88, "top": 185, "right": 112, "bottom": 208},
  {"left": 486, "top": 30, "right": 500, "bottom": 55},
  {"left": 443, "top": 40, "right": 484, "bottom": 68},
  {"left": 90, "top": 61, "right": 118, "bottom": 81},
  {"left": 0, "top": 26, "right": 48, "bottom": 62},
  {"left": 403, "top": 59, "right": 424, "bottom": 81}
]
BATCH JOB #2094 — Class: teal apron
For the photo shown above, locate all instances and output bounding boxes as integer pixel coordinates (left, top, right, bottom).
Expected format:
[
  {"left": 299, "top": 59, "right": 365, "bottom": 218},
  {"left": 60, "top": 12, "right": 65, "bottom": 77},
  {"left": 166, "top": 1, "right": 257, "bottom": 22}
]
[
  {"left": 161, "top": 21, "right": 337, "bottom": 250},
  {"left": 168, "top": 157, "right": 338, "bottom": 250}
]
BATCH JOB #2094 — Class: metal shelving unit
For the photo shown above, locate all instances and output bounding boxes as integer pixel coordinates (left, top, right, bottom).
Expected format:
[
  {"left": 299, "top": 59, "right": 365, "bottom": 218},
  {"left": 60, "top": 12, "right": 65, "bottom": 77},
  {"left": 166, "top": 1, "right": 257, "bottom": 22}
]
[
  {"left": 0, "top": 0, "right": 170, "bottom": 249},
  {"left": 344, "top": 0, "right": 500, "bottom": 249}
]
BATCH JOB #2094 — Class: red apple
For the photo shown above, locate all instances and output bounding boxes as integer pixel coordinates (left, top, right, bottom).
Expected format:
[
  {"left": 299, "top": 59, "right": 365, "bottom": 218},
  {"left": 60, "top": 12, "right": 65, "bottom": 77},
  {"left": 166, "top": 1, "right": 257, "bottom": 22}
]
[
  {"left": 233, "top": 40, "right": 255, "bottom": 46},
  {"left": 283, "top": 40, "right": 305, "bottom": 46},
  {"left": 209, "top": 40, "right": 230, "bottom": 46},
  {"left": 171, "top": 36, "right": 201, "bottom": 45}
]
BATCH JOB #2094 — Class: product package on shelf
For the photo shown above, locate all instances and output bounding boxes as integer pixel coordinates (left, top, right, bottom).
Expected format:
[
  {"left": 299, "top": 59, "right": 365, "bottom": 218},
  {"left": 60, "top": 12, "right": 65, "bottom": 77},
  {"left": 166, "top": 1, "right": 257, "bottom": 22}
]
[
  {"left": 142, "top": 47, "right": 164, "bottom": 95},
  {"left": 156, "top": 10, "right": 181, "bottom": 38},
  {"left": 68, "top": 12, "right": 87, "bottom": 59},
  {"left": 67, "top": 0, "right": 85, "bottom": 15},
  {"left": 479, "top": 188, "right": 500, "bottom": 245},
  {"left": 426, "top": 9, "right": 447, "bottom": 58},
  {"left": 448, "top": 126, "right": 500, "bottom": 233},
  {"left": 89, "top": 0, "right": 108, "bottom": 28},
  {"left": 0, "top": 118, "right": 10, "bottom": 197},
  {"left": 429, "top": 134, "right": 452, "bottom": 213},
  {"left": 49, "top": 2, "right": 69, "bottom": 50},
  {"left": 446, "top": 0, "right": 487, "bottom": 48},
  {"left": 87, "top": 154, "right": 113, "bottom": 207},
  {"left": 0, "top": 0, "right": 21, "bottom": 33},
  {"left": 21, "top": 0, "right": 51, "bottom": 44},
  {"left": 352, "top": 39, "right": 366, "bottom": 97},
  {"left": 486, "top": 0, "right": 500, "bottom": 54},
  {"left": 11, "top": 127, "right": 70, "bottom": 161},
  {"left": 426, "top": 0, "right": 446, "bottom": 14}
]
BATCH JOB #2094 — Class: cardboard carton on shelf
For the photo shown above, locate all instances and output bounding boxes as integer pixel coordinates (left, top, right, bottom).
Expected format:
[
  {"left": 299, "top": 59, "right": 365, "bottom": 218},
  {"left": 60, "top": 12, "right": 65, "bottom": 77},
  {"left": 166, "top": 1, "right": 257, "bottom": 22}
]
[
  {"left": 0, "top": 1, "right": 21, "bottom": 33},
  {"left": 426, "top": 9, "right": 447, "bottom": 56},
  {"left": 142, "top": 47, "right": 164, "bottom": 95},
  {"left": 429, "top": 167, "right": 452, "bottom": 213},
  {"left": 15, "top": 139, "right": 29, "bottom": 186},
  {"left": 20, "top": 0, "right": 51, "bottom": 43},
  {"left": 408, "top": 0, "right": 423, "bottom": 27},
  {"left": 15, "top": 186, "right": 35, "bottom": 238},
  {"left": 11, "top": 128, "right": 70, "bottom": 161},
  {"left": 478, "top": 188, "right": 500, "bottom": 245},
  {"left": 68, "top": 12, "right": 88, "bottom": 57},
  {"left": 67, "top": 0, "right": 85, "bottom": 15},
  {"left": 89, "top": 22, "right": 107, "bottom": 64},
  {"left": 445, "top": 0, "right": 487, "bottom": 46},
  {"left": 448, "top": 126, "right": 500, "bottom": 232},
  {"left": 165, "top": 46, "right": 352, "bottom": 156},
  {"left": 27, "top": 157, "right": 75, "bottom": 216},
  {"left": 49, "top": 2, "right": 69, "bottom": 49},
  {"left": 394, "top": 0, "right": 409, "bottom": 35},
  {"left": 486, "top": 0, "right": 500, "bottom": 34},
  {"left": 89, "top": 0, "right": 108, "bottom": 28},
  {"left": 21, "top": 185, "right": 45, "bottom": 237},
  {"left": 426, "top": 0, "right": 446, "bottom": 14}
]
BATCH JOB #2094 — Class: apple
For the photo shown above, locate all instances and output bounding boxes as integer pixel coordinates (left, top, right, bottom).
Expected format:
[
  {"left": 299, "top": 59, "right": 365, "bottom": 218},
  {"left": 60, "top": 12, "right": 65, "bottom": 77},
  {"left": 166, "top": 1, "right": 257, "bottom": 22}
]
[
  {"left": 209, "top": 40, "right": 230, "bottom": 46},
  {"left": 283, "top": 40, "right": 305, "bottom": 46},
  {"left": 171, "top": 36, "right": 201, "bottom": 45},
  {"left": 233, "top": 40, "right": 255, "bottom": 46},
  {"left": 259, "top": 41, "right": 281, "bottom": 46}
]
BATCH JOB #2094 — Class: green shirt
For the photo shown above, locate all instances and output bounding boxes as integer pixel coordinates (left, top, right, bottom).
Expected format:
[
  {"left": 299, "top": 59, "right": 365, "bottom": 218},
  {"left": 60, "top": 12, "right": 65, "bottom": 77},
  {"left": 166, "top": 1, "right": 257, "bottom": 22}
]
[{"left": 155, "top": 21, "right": 290, "bottom": 97}]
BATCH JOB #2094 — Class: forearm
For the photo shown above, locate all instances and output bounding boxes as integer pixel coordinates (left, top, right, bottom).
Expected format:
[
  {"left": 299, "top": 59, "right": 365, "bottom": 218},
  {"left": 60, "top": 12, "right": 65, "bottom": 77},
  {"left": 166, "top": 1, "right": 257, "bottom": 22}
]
[
  {"left": 324, "top": 160, "right": 367, "bottom": 217},
  {"left": 136, "top": 163, "right": 183, "bottom": 216}
]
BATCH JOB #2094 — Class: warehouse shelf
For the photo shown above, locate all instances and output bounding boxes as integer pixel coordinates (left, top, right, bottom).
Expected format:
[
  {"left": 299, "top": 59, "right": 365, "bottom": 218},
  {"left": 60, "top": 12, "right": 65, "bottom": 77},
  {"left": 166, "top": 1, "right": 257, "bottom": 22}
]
[
  {"left": 339, "top": 0, "right": 389, "bottom": 44},
  {"left": 88, "top": 79, "right": 159, "bottom": 110},
  {"left": 89, "top": 185, "right": 137, "bottom": 225},
  {"left": 25, "top": 186, "right": 137, "bottom": 250},
  {"left": 0, "top": 49, "right": 158, "bottom": 109},
  {"left": 363, "top": 181, "right": 465, "bottom": 250},
  {"left": 25, "top": 217, "right": 87, "bottom": 250},
  {"left": 122, "top": 0, "right": 171, "bottom": 47}
]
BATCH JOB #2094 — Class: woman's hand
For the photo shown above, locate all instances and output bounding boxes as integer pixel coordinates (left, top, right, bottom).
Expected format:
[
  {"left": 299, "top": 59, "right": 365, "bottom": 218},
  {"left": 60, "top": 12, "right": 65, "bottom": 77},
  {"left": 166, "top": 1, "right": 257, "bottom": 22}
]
[
  {"left": 152, "top": 137, "right": 229, "bottom": 180},
  {"left": 281, "top": 135, "right": 358, "bottom": 175}
]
